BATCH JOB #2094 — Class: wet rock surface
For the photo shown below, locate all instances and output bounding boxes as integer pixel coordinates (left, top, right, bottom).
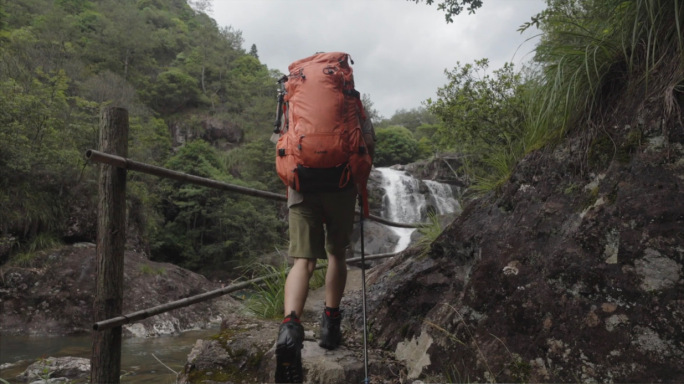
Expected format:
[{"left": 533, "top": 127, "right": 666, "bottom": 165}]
[
  {"left": 14, "top": 356, "right": 90, "bottom": 383},
  {"left": 176, "top": 267, "right": 407, "bottom": 384}
]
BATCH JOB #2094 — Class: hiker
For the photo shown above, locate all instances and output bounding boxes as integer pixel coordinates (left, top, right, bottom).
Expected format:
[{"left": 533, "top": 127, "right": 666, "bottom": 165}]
[{"left": 272, "top": 52, "right": 376, "bottom": 383}]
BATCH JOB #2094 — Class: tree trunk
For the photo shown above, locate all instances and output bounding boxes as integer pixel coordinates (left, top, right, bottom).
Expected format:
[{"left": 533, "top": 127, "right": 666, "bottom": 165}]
[{"left": 90, "top": 107, "right": 128, "bottom": 384}]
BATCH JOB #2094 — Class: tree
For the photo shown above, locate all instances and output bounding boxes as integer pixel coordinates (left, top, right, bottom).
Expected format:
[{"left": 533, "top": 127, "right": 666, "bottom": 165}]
[
  {"left": 426, "top": 58, "right": 527, "bottom": 190},
  {"left": 427, "top": 59, "right": 525, "bottom": 152},
  {"left": 0, "top": 68, "right": 98, "bottom": 248},
  {"left": 184, "top": 12, "right": 222, "bottom": 98},
  {"left": 55, "top": 0, "right": 91, "bottom": 14},
  {"left": 377, "top": 107, "right": 438, "bottom": 132},
  {"left": 79, "top": 0, "right": 156, "bottom": 81},
  {"left": 0, "top": 2, "right": 7, "bottom": 32},
  {"left": 374, "top": 125, "right": 419, "bottom": 167},
  {"left": 146, "top": 68, "right": 203, "bottom": 114},
  {"left": 224, "top": 138, "right": 282, "bottom": 192},
  {"left": 152, "top": 140, "right": 284, "bottom": 272},
  {"left": 188, "top": 0, "right": 212, "bottom": 15},
  {"left": 361, "top": 93, "right": 382, "bottom": 122},
  {"left": 410, "top": 0, "right": 484, "bottom": 22},
  {"left": 249, "top": 43, "right": 258, "bottom": 59}
]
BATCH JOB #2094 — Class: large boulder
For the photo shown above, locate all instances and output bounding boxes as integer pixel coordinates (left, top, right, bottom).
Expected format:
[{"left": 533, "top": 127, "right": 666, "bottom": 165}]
[
  {"left": 15, "top": 357, "right": 90, "bottom": 383},
  {"left": 400, "top": 154, "right": 469, "bottom": 187},
  {"left": 348, "top": 113, "right": 684, "bottom": 382},
  {"left": 350, "top": 220, "right": 400, "bottom": 257},
  {"left": 168, "top": 117, "right": 243, "bottom": 150},
  {"left": 200, "top": 118, "right": 243, "bottom": 149},
  {"left": 0, "top": 244, "right": 238, "bottom": 337}
]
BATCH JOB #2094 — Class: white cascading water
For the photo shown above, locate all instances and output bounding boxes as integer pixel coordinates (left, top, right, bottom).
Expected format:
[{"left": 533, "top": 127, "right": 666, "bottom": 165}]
[
  {"left": 377, "top": 167, "right": 423, "bottom": 253},
  {"left": 376, "top": 167, "right": 461, "bottom": 253},
  {"left": 424, "top": 180, "right": 462, "bottom": 214}
]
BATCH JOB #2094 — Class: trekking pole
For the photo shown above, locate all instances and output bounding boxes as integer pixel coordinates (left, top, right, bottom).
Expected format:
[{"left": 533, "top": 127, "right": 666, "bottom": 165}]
[{"left": 358, "top": 195, "right": 370, "bottom": 384}]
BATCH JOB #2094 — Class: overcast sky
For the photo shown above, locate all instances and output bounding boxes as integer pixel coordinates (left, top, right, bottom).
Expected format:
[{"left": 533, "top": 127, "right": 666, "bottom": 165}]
[{"left": 210, "top": 0, "right": 546, "bottom": 119}]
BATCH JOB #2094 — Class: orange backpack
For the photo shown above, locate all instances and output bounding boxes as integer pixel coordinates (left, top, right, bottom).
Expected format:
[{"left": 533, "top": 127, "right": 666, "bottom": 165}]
[{"left": 275, "top": 52, "right": 372, "bottom": 216}]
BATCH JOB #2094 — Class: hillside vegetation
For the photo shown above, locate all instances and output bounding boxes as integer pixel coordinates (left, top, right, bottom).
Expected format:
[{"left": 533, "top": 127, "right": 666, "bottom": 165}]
[{"left": 0, "top": 0, "right": 286, "bottom": 275}]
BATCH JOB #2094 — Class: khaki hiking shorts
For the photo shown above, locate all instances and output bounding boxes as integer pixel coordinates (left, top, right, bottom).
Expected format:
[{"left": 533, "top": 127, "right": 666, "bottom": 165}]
[{"left": 288, "top": 187, "right": 357, "bottom": 259}]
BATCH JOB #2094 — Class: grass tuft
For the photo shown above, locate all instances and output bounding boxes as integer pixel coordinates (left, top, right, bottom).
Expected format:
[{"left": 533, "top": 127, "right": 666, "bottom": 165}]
[{"left": 243, "top": 262, "right": 288, "bottom": 319}]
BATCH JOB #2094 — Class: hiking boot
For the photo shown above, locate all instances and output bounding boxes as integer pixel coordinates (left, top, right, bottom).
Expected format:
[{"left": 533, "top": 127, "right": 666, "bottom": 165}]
[
  {"left": 318, "top": 308, "right": 342, "bottom": 350},
  {"left": 275, "top": 312, "right": 304, "bottom": 383}
]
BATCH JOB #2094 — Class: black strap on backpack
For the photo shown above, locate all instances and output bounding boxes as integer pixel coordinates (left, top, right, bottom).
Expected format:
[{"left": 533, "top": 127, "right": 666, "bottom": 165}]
[{"left": 273, "top": 75, "right": 288, "bottom": 134}]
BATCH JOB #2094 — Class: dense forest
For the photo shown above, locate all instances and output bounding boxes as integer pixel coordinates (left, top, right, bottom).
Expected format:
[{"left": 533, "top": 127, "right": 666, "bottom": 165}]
[
  {"left": 0, "top": 0, "right": 447, "bottom": 275},
  {"left": 0, "top": 0, "right": 288, "bottom": 274}
]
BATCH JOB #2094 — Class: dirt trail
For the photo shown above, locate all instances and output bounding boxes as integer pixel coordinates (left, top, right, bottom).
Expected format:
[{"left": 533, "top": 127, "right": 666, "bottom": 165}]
[{"left": 302, "top": 266, "right": 363, "bottom": 320}]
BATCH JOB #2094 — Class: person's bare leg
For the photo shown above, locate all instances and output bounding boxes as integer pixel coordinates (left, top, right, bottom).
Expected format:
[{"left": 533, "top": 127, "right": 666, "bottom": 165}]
[
  {"left": 325, "top": 253, "right": 347, "bottom": 308},
  {"left": 284, "top": 257, "right": 317, "bottom": 318}
]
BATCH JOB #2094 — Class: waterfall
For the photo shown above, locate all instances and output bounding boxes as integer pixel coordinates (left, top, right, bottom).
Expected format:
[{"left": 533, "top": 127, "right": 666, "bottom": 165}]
[
  {"left": 424, "top": 180, "right": 462, "bottom": 215},
  {"left": 376, "top": 167, "right": 461, "bottom": 253},
  {"left": 377, "top": 168, "right": 423, "bottom": 253}
]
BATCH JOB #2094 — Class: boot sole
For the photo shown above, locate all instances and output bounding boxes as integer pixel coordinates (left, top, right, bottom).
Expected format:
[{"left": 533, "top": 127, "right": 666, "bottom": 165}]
[{"left": 275, "top": 345, "right": 302, "bottom": 383}]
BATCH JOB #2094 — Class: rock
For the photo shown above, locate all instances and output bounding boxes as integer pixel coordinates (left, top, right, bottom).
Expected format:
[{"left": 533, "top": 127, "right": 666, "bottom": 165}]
[
  {"left": 401, "top": 154, "right": 469, "bottom": 187},
  {"left": 201, "top": 118, "right": 244, "bottom": 149},
  {"left": 186, "top": 339, "right": 233, "bottom": 371},
  {"left": 169, "top": 117, "right": 243, "bottom": 150},
  {"left": 178, "top": 268, "right": 407, "bottom": 384},
  {"left": 344, "top": 88, "right": 684, "bottom": 383},
  {"left": 17, "top": 357, "right": 90, "bottom": 383},
  {"left": 0, "top": 234, "right": 17, "bottom": 261},
  {"left": 259, "top": 341, "right": 367, "bottom": 384},
  {"left": 395, "top": 332, "right": 433, "bottom": 379},
  {"left": 258, "top": 333, "right": 405, "bottom": 384},
  {"left": 0, "top": 246, "right": 239, "bottom": 337},
  {"left": 351, "top": 219, "right": 400, "bottom": 257},
  {"left": 179, "top": 315, "right": 278, "bottom": 384},
  {"left": 634, "top": 248, "right": 681, "bottom": 291}
]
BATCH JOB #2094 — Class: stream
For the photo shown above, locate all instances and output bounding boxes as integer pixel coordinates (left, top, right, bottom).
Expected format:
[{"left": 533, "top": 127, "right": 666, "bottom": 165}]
[{"left": 0, "top": 327, "right": 218, "bottom": 383}]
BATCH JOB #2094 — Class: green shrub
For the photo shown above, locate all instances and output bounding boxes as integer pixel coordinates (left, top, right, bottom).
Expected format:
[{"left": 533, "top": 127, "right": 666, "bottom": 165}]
[{"left": 374, "top": 125, "right": 419, "bottom": 166}]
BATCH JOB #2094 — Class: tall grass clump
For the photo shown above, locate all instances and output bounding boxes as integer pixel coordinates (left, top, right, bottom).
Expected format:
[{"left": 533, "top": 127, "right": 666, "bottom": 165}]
[
  {"left": 526, "top": 0, "right": 684, "bottom": 144},
  {"left": 242, "top": 259, "right": 328, "bottom": 319},
  {"left": 243, "top": 262, "right": 288, "bottom": 319},
  {"left": 10, "top": 232, "right": 62, "bottom": 267},
  {"left": 416, "top": 211, "right": 443, "bottom": 258}
]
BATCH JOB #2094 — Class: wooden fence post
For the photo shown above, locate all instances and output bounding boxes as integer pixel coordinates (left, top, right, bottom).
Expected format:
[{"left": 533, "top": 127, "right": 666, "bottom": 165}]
[{"left": 91, "top": 107, "right": 128, "bottom": 384}]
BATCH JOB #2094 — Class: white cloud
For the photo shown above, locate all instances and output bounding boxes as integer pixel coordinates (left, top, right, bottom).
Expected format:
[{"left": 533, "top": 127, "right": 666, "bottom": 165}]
[{"left": 211, "top": 0, "right": 545, "bottom": 118}]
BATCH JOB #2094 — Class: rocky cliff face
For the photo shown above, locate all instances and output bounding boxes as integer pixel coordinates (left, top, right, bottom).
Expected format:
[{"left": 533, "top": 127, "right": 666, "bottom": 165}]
[
  {"left": 352, "top": 88, "right": 684, "bottom": 381},
  {"left": 169, "top": 116, "right": 243, "bottom": 150}
]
